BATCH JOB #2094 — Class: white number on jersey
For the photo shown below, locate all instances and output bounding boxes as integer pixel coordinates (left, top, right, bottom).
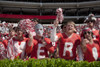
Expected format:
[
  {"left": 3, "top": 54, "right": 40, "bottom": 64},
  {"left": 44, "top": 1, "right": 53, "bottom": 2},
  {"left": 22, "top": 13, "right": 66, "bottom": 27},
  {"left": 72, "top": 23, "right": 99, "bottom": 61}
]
[
  {"left": 63, "top": 42, "right": 73, "bottom": 57},
  {"left": 37, "top": 43, "right": 45, "bottom": 59},
  {"left": 13, "top": 41, "right": 26, "bottom": 59},
  {"left": 92, "top": 47, "right": 98, "bottom": 60}
]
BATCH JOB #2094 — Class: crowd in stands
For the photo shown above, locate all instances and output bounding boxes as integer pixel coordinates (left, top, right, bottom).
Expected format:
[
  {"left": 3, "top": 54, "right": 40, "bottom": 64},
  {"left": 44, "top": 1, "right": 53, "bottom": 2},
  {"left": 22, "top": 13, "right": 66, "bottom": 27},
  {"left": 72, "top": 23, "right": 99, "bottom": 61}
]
[{"left": 0, "top": 14, "right": 100, "bottom": 62}]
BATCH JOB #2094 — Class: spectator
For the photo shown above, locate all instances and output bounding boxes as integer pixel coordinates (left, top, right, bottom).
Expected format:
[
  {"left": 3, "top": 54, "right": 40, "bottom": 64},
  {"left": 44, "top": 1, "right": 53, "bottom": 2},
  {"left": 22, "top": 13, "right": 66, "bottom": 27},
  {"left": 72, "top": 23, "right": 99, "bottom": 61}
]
[
  {"left": 26, "top": 24, "right": 55, "bottom": 59},
  {"left": 50, "top": 19, "right": 82, "bottom": 60},
  {"left": 84, "top": 13, "right": 99, "bottom": 40},
  {"left": 81, "top": 27, "right": 100, "bottom": 62},
  {"left": 31, "top": 18, "right": 39, "bottom": 25},
  {"left": 0, "top": 41, "right": 7, "bottom": 60},
  {"left": 7, "top": 27, "right": 32, "bottom": 60}
]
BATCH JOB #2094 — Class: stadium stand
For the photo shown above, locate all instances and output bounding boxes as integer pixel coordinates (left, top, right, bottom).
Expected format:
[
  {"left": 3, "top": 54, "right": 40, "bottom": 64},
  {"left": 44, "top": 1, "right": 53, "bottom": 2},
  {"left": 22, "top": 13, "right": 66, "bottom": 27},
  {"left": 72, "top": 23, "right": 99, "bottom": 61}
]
[{"left": 0, "top": 0, "right": 100, "bottom": 24}]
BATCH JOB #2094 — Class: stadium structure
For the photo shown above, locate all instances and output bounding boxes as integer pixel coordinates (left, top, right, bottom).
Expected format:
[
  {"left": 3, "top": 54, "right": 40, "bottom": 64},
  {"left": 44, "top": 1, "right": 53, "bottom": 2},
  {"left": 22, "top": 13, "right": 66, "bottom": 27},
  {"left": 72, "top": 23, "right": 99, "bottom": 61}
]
[{"left": 0, "top": 0, "right": 100, "bottom": 24}]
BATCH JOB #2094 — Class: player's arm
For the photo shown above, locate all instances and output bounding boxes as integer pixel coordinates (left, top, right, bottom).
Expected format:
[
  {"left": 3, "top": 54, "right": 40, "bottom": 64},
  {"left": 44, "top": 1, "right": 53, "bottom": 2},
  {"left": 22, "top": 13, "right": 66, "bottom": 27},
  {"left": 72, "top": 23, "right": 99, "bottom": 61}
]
[
  {"left": 50, "top": 19, "right": 59, "bottom": 42},
  {"left": 44, "top": 39, "right": 56, "bottom": 53},
  {"left": 28, "top": 32, "right": 33, "bottom": 46},
  {"left": 77, "top": 45, "right": 84, "bottom": 61},
  {"left": 81, "top": 39, "right": 89, "bottom": 53},
  {"left": 2, "top": 39, "right": 8, "bottom": 49},
  {"left": 76, "top": 35, "right": 84, "bottom": 61},
  {"left": 26, "top": 32, "right": 34, "bottom": 54}
]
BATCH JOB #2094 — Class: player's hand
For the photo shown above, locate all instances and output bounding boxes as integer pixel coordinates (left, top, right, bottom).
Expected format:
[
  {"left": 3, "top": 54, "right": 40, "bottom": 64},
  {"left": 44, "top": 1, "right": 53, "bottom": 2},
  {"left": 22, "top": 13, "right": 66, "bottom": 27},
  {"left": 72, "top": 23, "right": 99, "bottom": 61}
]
[
  {"left": 73, "top": 28, "right": 77, "bottom": 33},
  {"left": 29, "top": 32, "right": 33, "bottom": 39},
  {"left": 81, "top": 39, "right": 89, "bottom": 47},
  {"left": 41, "top": 37, "right": 47, "bottom": 46},
  {"left": 54, "top": 18, "right": 59, "bottom": 27},
  {"left": 28, "top": 31, "right": 33, "bottom": 46},
  {"left": 82, "top": 39, "right": 89, "bottom": 45},
  {"left": 81, "top": 39, "right": 89, "bottom": 52}
]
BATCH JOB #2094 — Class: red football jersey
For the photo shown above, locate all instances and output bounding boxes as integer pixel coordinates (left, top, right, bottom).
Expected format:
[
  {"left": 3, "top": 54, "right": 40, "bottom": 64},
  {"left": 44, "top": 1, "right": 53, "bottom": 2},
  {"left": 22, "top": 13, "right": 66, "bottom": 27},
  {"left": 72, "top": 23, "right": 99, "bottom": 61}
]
[
  {"left": 2, "top": 39, "right": 8, "bottom": 49},
  {"left": 26, "top": 37, "right": 52, "bottom": 59},
  {"left": 92, "top": 29, "right": 99, "bottom": 39},
  {"left": 2, "top": 37, "right": 15, "bottom": 49},
  {"left": 0, "top": 42, "right": 7, "bottom": 60},
  {"left": 7, "top": 37, "right": 28, "bottom": 60},
  {"left": 83, "top": 42, "right": 100, "bottom": 62},
  {"left": 99, "top": 34, "right": 100, "bottom": 46},
  {"left": 45, "top": 42, "right": 57, "bottom": 53},
  {"left": 57, "top": 33, "right": 81, "bottom": 60}
]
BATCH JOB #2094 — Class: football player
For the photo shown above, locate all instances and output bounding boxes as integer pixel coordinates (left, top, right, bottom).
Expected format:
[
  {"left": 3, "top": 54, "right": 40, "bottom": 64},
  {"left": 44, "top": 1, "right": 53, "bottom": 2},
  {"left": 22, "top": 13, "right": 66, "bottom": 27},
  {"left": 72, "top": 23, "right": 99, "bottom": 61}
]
[
  {"left": 50, "top": 19, "right": 83, "bottom": 60},
  {"left": 26, "top": 24, "right": 55, "bottom": 59},
  {"left": 81, "top": 27, "right": 100, "bottom": 62},
  {"left": 7, "top": 27, "right": 31, "bottom": 60},
  {"left": 84, "top": 14, "right": 99, "bottom": 40},
  {"left": 0, "top": 40, "right": 7, "bottom": 60}
]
